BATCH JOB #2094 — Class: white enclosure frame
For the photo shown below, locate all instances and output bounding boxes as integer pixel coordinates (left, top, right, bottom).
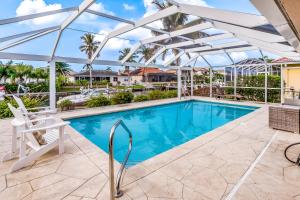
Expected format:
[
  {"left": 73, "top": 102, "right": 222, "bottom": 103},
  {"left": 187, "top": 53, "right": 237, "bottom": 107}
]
[{"left": 1, "top": 0, "right": 300, "bottom": 109}]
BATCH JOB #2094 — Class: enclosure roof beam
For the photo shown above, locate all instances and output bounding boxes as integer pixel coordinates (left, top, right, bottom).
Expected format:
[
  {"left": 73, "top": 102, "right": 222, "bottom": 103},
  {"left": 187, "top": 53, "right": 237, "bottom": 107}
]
[
  {"left": 0, "top": 7, "right": 77, "bottom": 25},
  {"left": 90, "top": 5, "right": 180, "bottom": 63},
  {"left": 178, "top": 3, "right": 268, "bottom": 27},
  {"left": 0, "top": 27, "right": 60, "bottom": 51},
  {"left": 163, "top": 51, "right": 185, "bottom": 66},
  {"left": 0, "top": 51, "right": 192, "bottom": 70},
  {"left": 212, "top": 21, "right": 286, "bottom": 43},
  {"left": 237, "top": 35, "right": 300, "bottom": 58},
  {"left": 86, "top": 9, "right": 193, "bottom": 42},
  {"left": 122, "top": 22, "right": 212, "bottom": 63},
  {"left": 250, "top": 0, "right": 300, "bottom": 52},
  {"left": 0, "top": 25, "right": 60, "bottom": 43},
  {"left": 200, "top": 55, "right": 213, "bottom": 68},
  {"left": 50, "top": 0, "right": 96, "bottom": 60},
  {"left": 185, "top": 41, "right": 249, "bottom": 53},
  {"left": 165, "top": 33, "right": 234, "bottom": 49},
  {"left": 180, "top": 54, "right": 199, "bottom": 67},
  {"left": 145, "top": 46, "right": 166, "bottom": 65},
  {"left": 141, "top": 22, "right": 213, "bottom": 45},
  {"left": 120, "top": 43, "right": 142, "bottom": 64}
]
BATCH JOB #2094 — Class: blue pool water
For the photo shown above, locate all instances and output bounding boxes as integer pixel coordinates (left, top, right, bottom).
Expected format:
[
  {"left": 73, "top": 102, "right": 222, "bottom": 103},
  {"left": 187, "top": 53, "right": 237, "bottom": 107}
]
[{"left": 69, "top": 100, "right": 258, "bottom": 166}]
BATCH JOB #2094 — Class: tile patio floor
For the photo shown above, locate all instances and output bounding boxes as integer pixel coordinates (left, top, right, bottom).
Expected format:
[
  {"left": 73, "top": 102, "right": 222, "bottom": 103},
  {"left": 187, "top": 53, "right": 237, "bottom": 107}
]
[{"left": 0, "top": 97, "right": 300, "bottom": 200}]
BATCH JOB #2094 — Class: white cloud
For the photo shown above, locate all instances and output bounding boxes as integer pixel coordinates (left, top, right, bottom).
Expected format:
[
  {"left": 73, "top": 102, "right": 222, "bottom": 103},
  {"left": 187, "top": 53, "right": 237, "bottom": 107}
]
[
  {"left": 16, "top": 0, "right": 67, "bottom": 25},
  {"left": 95, "top": 27, "right": 132, "bottom": 51},
  {"left": 95, "top": 23, "right": 152, "bottom": 51},
  {"left": 123, "top": 3, "right": 135, "bottom": 11},
  {"left": 230, "top": 52, "right": 248, "bottom": 62},
  {"left": 143, "top": 0, "right": 210, "bottom": 29},
  {"left": 92, "top": 0, "right": 211, "bottom": 52},
  {"left": 77, "top": 3, "right": 114, "bottom": 25},
  {"left": 176, "top": 0, "right": 210, "bottom": 7},
  {"left": 16, "top": 1, "right": 115, "bottom": 27}
]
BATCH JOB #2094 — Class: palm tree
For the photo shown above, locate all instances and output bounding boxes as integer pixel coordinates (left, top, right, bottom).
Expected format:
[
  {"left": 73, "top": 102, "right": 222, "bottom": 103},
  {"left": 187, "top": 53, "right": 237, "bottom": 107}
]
[
  {"left": 118, "top": 48, "right": 138, "bottom": 72},
  {"left": 14, "top": 63, "right": 32, "bottom": 83},
  {"left": 151, "top": 0, "right": 208, "bottom": 65},
  {"left": 55, "top": 62, "right": 71, "bottom": 76},
  {"left": 0, "top": 61, "right": 13, "bottom": 83},
  {"left": 30, "top": 68, "right": 48, "bottom": 82},
  {"left": 79, "top": 33, "right": 100, "bottom": 88},
  {"left": 138, "top": 45, "right": 156, "bottom": 63}
]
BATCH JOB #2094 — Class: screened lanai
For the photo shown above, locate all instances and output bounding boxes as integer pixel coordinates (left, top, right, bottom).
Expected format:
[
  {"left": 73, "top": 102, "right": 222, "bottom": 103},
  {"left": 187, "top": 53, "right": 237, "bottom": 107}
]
[{"left": 1, "top": 0, "right": 300, "bottom": 109}]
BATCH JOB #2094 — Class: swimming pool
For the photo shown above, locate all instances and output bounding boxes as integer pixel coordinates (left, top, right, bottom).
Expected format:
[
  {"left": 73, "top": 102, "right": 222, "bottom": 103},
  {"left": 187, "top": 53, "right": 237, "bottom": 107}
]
[{"left": 69, "top": 100, "right": 258, "bottom": 166}]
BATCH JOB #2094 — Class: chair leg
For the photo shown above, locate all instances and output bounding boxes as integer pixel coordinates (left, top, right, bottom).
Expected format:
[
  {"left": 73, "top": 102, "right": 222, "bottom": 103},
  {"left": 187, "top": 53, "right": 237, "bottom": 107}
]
[
  {"left": 11, "top": 141, "right": 58, "bottom": 172},
  {"left": 59, "top": 127, "right": 65, "bottom": 155}
]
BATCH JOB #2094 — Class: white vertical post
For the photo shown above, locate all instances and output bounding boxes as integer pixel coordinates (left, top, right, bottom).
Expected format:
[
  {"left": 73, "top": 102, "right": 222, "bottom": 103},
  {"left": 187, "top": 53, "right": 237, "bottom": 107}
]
[
  {"left": 209, "top": 67, "right": 213, "bottom": 98},
  {"left": 281, "top": 64, "right": 284, "bottom": 104},
  {"left": 49, "top": 61, "right": 56, "bottom": 110},
  {"left": 224, "top": 67, "right": 226, "bottom": 84},
  {"left": 234, "top": 66, "right": 237, "bottom": 99},
  {"left": 177, "top": 68, "right": 182, "bottom": 99},
  {"left": 242, "top": 66, "right": 244, "bottom": 77},
  {"left": 191, "top": 68, "right": 194, "bottom": 96},
  {"left": 200, "top": 55, "right": 213, "bottom": 98},
  {"left": 265, "top": 64, "right": 268, "bottom": 103}
]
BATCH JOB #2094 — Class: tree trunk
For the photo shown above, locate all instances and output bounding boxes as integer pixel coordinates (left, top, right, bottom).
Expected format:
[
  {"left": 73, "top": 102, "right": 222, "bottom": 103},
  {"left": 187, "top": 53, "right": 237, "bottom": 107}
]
[{"left": 89, "top": 67, "right": 93, "bottom": 88}]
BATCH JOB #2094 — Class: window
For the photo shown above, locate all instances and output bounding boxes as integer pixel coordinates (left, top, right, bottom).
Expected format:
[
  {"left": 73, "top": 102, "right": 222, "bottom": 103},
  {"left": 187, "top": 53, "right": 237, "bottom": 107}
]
[{"left": 113, "top": 77, "right": 118, "bottom": 82}]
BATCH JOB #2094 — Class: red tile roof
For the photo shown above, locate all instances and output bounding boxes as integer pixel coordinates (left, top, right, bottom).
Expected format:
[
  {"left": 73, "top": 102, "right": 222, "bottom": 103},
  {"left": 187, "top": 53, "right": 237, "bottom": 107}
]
[
  {"left": 271, "top": 57, "right": 295, "bottom": 63},
  {"left": 130, "top": 67, "right": 167, "bottom": 76}
]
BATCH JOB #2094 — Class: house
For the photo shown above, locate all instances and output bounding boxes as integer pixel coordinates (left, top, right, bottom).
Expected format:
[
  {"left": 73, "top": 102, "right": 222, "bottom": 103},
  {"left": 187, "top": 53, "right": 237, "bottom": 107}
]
[
  {"left": 273, "top": 57, "right": 300, "bottom": 91},
  {"left": 73, "top": 70, "right": 127, "bottom": 86},
  {"left": 129, "top": 67, "right": 177, "bottom": 84}
]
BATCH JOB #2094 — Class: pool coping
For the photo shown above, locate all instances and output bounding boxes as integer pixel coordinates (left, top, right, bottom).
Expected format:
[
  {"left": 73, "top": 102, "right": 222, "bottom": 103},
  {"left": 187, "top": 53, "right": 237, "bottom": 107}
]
[{"left": 57, "top": 96, "right": 268, "bottom": 186}]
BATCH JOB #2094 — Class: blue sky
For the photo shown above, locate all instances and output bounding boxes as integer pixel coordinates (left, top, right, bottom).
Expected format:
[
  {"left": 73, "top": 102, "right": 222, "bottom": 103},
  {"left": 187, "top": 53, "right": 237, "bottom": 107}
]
[{"left": 0, "top": 0, "right": 274, "bottom": 71}]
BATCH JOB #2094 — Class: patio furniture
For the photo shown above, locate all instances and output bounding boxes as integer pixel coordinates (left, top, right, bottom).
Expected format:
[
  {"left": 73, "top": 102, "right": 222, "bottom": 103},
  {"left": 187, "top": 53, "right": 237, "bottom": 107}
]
[
  {"left": 269, "top": 105, "right": 300, "bottom": 133},
  {"left": 6, "top": 103, "right": 70, "bottom": 172},
  {"left": 13, "top": 95, "right": 56, "bottom": 117}
]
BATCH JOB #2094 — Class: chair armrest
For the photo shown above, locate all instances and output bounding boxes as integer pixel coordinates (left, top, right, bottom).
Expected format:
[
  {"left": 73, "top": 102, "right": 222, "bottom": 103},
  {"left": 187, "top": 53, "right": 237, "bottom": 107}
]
[
  {"left": 27, "top": 116, "right": 55, "bottom": 123},
  {"left": 26, "top": 106, "right": 50, "bottom": 111},
  {"left": 28, "top": 109, "right": 57, "bottom": 115},
  {"left": 21, "top": 121, "right": 70, "bottom": 134}
]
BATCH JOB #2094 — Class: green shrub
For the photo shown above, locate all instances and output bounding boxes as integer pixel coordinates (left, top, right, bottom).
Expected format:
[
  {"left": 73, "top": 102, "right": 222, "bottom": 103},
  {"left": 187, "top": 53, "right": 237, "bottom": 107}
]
[
  {"left": 0, "top": 96, "right": 43, "bottom": 119},
  {"left": 87, "top": 95, "right": 111, "bottom": 107},
  {"left": 57, "top": 99, "right": 73, "bottom": 111},
  {"left": 148, "top": 90, "right": 166, "bottom": 100},
  {"left": 111, "top": 92, "right": 134, "bottom": 105},
  {"left": 164, "top": 90, "right": 177, "bottom": 98},
  {"left": 134, "top": 94, "right": 149, "bottom": 102}
]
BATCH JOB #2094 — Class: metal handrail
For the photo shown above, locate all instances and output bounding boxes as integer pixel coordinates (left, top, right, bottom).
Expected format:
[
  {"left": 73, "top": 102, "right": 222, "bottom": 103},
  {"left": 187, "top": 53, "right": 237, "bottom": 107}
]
[{"left": 109, "top": 120, "right": 133, "bottom": 200}]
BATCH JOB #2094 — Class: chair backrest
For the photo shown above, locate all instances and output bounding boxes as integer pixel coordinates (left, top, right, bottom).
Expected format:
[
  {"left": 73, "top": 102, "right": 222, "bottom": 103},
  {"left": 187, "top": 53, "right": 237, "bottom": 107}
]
[
  {"left": 7, "top": 103, "right": 25, "bottom": 124},
  {"left": 8, "top": 103, "right": 41, "bottom": 149},
  {"left": 13, "top": 95, "right": 28, "bottom": 115}
]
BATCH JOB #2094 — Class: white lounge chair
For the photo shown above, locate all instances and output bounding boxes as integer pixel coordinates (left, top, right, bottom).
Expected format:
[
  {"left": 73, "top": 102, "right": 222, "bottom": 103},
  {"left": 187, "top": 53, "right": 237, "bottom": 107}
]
[
  {"left": 7, "top": 103, "right": 69, "bottom": 172},
  {"left": 13, "top": 95, "right": 56, "bottom": 117}
]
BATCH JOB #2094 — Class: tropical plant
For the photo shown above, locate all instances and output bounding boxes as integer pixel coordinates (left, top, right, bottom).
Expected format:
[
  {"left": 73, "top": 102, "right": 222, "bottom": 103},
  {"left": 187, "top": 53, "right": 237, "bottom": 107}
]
[
  {"left": 138, "top": 45, "right": 156, "bottom": 63},
  {"left": 0, "top": 60, "right": 13, "bottom": 83},
  {"left": 134, "top": 94, "right": 149, "bottom": 102},
  {"left": 148, "top": 90, "right": 166, "bottom": 100},
  {"left": 111, "top": 91, "right": 134, "bottom": 105},
  {"left": 87, "top": 95, "right": 111, "bottom": 107},
  {"left": 79, "top": 33, "right": 100, "bottom": 88},
  {"left": 57, "top": 99, "right": 73, "bottom": 111},
  {"left": 29, "top": 68, "right": 48, "bottom": 82},
  {"left": 118, "top": 47, "right": 138, "bottom": 72},
  {"left": 13, "top": 63, "right": 32, "bottom": 83},
  {"left": 55, "top": 62, "right": 71, "bottom": 76},
  {"left": 151, "top": 0, "right": 207, "bottom": 65},
  {"left": 0, "top": 96, "right": 42, "bottom": 119}
]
